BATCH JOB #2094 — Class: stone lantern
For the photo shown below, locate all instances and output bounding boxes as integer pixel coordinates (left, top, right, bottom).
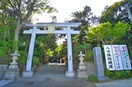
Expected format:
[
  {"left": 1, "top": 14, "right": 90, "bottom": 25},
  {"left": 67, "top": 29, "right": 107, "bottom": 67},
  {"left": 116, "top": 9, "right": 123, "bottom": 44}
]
[
  {"left": 9, "top": 51, "right": 20, "bottom": 69},
  {"left": 4, "top": 51, "right": 20, "bottom": 80},
  {"left": 78, "top": 51, "right": 86, "bottom": 70},
  {"left": 77, "top": 51, "right": 87, "bottom": 79},
  {"left": 78, "top": 51, "right": 85, "bottom": 65}
]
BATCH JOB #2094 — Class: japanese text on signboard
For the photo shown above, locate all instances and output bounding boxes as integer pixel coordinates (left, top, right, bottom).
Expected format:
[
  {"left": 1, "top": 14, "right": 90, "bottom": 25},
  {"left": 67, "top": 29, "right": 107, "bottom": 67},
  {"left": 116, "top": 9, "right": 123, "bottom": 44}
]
[{"left": 104, "top": 45, "right": 131, "bottom": 70}]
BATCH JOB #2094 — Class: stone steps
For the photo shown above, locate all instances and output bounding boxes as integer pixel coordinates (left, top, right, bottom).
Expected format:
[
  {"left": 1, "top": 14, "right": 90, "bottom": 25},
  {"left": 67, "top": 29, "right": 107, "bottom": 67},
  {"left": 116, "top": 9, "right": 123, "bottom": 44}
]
[{"left": 34, "top": 64, "right": 67, "bottom": 74}]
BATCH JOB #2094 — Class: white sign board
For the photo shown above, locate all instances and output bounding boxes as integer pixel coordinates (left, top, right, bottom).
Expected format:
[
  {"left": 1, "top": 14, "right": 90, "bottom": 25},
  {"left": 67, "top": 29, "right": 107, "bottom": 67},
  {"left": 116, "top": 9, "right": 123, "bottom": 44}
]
[
  {"left": 120, "top": 45, "right": 132, "bottom": 70},
  {"left": 112, "top": 45, "right": 123, "bottom": 70},
  {"left": 104, "top": 45, "right": 132, "bottom": 71},
  {"left": 104, "top": 45, "right": 115, "bottom": 70}
]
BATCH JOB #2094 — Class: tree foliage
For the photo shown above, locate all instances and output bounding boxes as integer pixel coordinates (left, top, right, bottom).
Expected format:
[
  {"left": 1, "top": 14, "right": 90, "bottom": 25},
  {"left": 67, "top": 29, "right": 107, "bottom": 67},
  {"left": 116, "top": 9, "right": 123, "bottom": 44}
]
[
  {"left": 100, "top": 0, "right": 132, "bottom": 24},
  {"left": 0, "top": 17, "right": 16, "bottom": 63},
  {"left": 0, "top": 0, "right": 57, "bottom": 50},
  {"left": 100, "top": 0, "right": 132, "bottom": 57},
  {"left": 86, "top": 22, "right": 130, "bottom": 45},
  {"left": 70, "top": 5, "right": 99, "bottom": 26},
  {"left": 33, "top": 34, "right": 57, "bottom": 64},
  {"left": 69, "top": 6, "right": 99, "bottom": 44}
]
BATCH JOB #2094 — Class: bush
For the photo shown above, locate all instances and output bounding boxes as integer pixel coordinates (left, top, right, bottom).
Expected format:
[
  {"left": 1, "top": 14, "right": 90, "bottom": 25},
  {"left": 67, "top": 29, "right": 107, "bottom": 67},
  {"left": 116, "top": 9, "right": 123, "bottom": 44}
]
[
  {"left": 87, "top": 74, "right": 99, "bottom": 82},
  {"left": 33, "top": 56, "right": 40, "bottom": 67},
  {"left": 105, "top": 69, "right": 132, "bottom": 80},
  {"left": 84, "top": 49, "right": 94, "bottom": 62}
]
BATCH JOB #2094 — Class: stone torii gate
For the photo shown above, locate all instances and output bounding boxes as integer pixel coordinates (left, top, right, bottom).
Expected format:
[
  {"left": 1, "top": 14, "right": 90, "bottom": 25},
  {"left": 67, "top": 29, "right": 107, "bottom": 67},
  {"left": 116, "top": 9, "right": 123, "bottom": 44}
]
[{"left": 22, "top": 23, "right": 81, "bottom": 77}]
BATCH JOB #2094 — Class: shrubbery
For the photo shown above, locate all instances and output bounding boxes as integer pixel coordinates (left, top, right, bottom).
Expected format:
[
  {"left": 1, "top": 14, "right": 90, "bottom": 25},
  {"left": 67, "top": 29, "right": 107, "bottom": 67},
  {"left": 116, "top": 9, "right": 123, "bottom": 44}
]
[
  {"left": 105, "top": 69, "right": 132, "bottom": 80},
  {"left": 87, "top": 74, "right": 99, "bottom": 82}
]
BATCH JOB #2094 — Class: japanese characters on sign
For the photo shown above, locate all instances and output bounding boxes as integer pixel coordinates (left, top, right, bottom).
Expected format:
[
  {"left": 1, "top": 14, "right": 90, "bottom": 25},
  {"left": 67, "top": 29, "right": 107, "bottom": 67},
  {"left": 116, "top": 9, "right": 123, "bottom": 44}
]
[
  {"left": 104, "top": 45, "right": 115, "bottom": 70},
  {"left": 104, "top": 45, "right": 132, "bottom": 71},
  {"left": 120, "top": 45, "right": 132, "bottom": 70},
  {"left": 112, "top": 45, "right": 123, "bottom": 70}
]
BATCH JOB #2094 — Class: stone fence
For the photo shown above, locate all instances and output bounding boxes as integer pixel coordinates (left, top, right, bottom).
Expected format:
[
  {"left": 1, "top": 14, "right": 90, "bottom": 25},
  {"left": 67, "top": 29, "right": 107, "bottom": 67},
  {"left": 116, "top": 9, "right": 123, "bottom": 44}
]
[
  {"left": 0, "top": 65, "right": 8, "bottom": 80},
  {"left": 84, "top": 62, "right": 95, "bottom": 77}
]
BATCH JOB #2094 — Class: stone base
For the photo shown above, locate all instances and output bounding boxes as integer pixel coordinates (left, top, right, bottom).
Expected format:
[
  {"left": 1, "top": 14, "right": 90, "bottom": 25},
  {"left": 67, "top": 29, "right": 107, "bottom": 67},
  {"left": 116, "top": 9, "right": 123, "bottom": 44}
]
[
  {"left": 4, "top": 69, "right": 19, "bottom": 80},
  {"left": 78, "top": 65, "right": 86, "bottom": 70},
  {"left": 76, "top": 69, "right": 88, "bottom": 79},
  {"left": 65, "top": 71, "right": 75, "bottom": 77},
  {"left": 98, "top": 76, "right": 109, "bottom": 81},
  {"left": 9, "top": 65, "right": 18, "bottom": 69},
  {"left": 22, "top": 71, "right": 33, "bottom": 77}
]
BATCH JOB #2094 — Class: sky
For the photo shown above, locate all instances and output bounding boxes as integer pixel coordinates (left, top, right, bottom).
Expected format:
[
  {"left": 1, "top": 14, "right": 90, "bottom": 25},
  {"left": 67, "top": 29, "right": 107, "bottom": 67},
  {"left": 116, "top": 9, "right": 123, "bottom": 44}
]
[{"left": 33, "top": 0, "right": 122, "bottom": 23}]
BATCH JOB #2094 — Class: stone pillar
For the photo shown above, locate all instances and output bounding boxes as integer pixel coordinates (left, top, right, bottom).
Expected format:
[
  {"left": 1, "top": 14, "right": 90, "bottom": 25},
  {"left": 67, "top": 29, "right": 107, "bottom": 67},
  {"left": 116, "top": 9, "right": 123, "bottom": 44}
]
[
  {"left": 93, "top": 47, "right": 109, "bottom": 81},
  {"left": 23, "top": 26, "right": 37, "bottom": 77},
  {"left": 66, "top": 26, "right": 75, "bottom": 77},
  {"left": 4, "top": 51, "right": 20, "bottom": 80}
]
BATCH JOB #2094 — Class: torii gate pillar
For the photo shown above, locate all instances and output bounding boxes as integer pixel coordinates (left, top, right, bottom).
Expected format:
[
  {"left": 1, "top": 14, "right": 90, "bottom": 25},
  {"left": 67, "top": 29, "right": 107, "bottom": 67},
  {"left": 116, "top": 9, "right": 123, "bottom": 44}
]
[
  {"left": 22, "top": 23, "right": 81, "bottom": 78},
  {"left": 66, "top": 26, "right": 74, "bottom": 77}
]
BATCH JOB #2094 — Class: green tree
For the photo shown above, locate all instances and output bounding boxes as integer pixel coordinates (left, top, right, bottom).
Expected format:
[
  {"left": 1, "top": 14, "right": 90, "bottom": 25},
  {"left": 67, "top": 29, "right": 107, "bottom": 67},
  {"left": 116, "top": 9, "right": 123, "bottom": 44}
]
[
  {"left": 69, "top": 6, "right": 99, "bottom": 44},
  {"left": 33, "top": 34, "right": 57, "bottom": 64},
  {"left": 70, "top": 6, "right": 99, "bottom": 26},
  {"left": 100, "top": 0, "right": 132, "bottom": 57},
  {"left": 0, "top": 17, "right": 16, "bottom": 64},
  {"left": 86, "top": 22, "right": 130, "bottom": 45},
  {"left": 100, "top": 0, "right": 132, "bottom": 24},
  {"left": 0, "top": 0, "right": 57, "bottom": 49}
]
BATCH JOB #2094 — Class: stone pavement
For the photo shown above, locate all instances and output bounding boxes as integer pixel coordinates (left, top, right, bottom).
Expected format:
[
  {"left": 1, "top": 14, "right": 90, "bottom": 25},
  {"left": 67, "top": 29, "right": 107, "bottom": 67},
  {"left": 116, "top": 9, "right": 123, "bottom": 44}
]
[
  {"left": 95, "top": 79, "right": 132, "bottom": 87},
  {"left": 0, "top": 64, "right": 132, "bottom": 87},
  {"left": 1, "top": 75, "right": 96, "bottom": 87},
  {"left": 0, "top": 80, "right": 13, "bottom": 87},
  {"left": 0, "top": 64, "right": 96, "bottom": 87},
  {"left": 1, "top": 77, "right": 132, "bottom": 87}
]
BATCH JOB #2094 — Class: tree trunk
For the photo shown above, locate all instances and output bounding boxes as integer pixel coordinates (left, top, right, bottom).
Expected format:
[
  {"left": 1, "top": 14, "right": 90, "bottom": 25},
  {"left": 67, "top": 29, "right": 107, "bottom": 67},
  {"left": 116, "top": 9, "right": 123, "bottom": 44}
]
[
  {"left": 14, "top": 18, "right": 23, "bottom": 50},
  {"left": 14, "top": 25, "right": 22, "bottom": 41},
  {"left": 101, "top": 39, "right": 105, "bottom": 45},
  {"left": 110, "top": 38, "right": 115, "bottom": 45}
]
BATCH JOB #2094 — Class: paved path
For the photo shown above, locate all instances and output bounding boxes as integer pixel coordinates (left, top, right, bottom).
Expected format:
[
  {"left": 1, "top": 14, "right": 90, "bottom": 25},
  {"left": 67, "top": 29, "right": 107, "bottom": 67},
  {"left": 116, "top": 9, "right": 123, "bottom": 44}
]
[
  {"left": 1, "top": 73, "right": 96, "bottom": 87},
  {"left": 0, "top": 80, "right": 13, "bottom": 87},
  {"left": 1, "top": 64, "right": 96, "bottom": 87},
  {"left": 1, "top": 64, "right": 132, "bottom": 87},
  {"left": 95, "top": 79, "right": 132, "bottom": 87}
]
